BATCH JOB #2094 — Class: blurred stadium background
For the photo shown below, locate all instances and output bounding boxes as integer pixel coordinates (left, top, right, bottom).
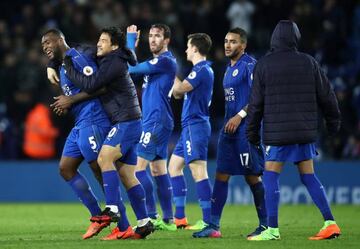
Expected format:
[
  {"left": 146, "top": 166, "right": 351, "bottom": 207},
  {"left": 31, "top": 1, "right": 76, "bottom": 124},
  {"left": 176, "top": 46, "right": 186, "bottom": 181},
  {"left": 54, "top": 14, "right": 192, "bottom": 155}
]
[{"left": 0, "top": 0, "right": 359, "bottom": 205}]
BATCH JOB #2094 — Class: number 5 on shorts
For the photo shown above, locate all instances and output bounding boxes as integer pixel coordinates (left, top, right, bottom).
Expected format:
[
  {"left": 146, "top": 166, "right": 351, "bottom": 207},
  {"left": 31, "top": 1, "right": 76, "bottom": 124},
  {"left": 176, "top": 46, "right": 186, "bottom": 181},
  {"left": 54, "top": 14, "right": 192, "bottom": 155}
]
[{"left": 88, "top": 136, "right": 97, "bottom": 152}]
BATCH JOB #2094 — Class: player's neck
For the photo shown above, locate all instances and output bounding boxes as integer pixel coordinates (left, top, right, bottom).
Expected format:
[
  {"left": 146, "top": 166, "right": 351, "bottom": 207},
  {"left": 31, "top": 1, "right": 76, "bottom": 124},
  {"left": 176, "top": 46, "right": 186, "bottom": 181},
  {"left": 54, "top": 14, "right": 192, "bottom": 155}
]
[
  {"left": 230, "top": 51, "right": 244, "bottom": 66},
  {"left": 61, "top": 45, "right": 71, "bottom": 60},
  {"left": 153, "top": 47, "right": 168, "bottom": 57},
  {"left": 192, "top": 55, "right": 206, "bottom": 66}
]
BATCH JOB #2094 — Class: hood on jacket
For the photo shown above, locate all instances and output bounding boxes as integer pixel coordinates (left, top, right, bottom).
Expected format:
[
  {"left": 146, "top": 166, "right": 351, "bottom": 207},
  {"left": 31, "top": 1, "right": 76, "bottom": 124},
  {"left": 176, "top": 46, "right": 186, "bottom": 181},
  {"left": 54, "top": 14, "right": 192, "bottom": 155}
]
[
  {"left": 270, "top": 20, "right": 301, "bottom": 51},
  {"left": 115, "top": 47, "right": 137, "bottom": 66}
]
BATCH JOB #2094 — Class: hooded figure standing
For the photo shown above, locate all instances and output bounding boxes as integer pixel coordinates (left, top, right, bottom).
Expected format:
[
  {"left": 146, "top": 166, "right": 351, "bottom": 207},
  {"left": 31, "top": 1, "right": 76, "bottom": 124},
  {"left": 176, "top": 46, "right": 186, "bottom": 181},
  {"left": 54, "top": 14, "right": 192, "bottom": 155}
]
[{"left": 246, "top": 20, "right": 341, "bottom": 241}]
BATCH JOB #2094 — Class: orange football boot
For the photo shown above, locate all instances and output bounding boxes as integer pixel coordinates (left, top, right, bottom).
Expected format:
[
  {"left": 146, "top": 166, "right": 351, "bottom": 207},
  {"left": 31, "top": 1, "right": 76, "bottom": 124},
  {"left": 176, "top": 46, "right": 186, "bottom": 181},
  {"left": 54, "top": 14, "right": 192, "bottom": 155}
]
[
  {"left": 309, "top": 222, "right": 341, "bottom": 240},
  {"left": 101, "top": 226, "right": 134, "bottom": 240},
  {"left": 175, "top": 217, "right": 188, "bottom": 229},
  {"left": 82, "top": 221, "right": 110, "bottom": 239}
]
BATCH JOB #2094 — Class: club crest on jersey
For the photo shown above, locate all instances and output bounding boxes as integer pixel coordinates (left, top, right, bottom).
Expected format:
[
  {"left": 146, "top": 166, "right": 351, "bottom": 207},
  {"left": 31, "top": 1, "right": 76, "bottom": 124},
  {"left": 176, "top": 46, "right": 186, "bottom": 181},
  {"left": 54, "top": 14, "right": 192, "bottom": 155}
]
[
  {"left": 232, "top": 69, "right": 239, "bottom": 77},
  {"left": 149, "top": 58, "right": 158, "bottom": 65},
  {"left": 83, "top": 66, "right": 94, "bottom": 76},
  {"left": 188, "top": 71, "right": 197, "bottom": 79}
]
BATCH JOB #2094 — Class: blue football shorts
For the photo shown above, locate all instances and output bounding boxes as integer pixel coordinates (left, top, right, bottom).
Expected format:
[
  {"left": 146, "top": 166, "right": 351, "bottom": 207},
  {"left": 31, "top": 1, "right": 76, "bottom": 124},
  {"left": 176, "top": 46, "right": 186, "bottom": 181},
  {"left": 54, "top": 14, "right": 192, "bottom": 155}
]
[
  {"left": 265, "top": 143, "right": 318, "bottom": 163},
  {"left": 137, "top": 122, "right": 172, "bottom": 161},
  {"left": 216, "top": 134, "right": 264, "bottom": 175},
  {"left": 62, "top": 124, "right": 110, "bottom": 163},
  {"left": 102, "top": 119, "right": 141, "bottom": 165},
  {"left": 173, "top": 121, "right": 211, "bottom": 165}
]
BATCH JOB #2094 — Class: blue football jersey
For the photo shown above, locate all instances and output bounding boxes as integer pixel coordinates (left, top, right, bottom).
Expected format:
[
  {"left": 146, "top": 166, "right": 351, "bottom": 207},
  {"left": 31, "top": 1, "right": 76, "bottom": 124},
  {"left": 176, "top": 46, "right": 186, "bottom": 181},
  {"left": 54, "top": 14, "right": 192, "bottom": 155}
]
[
  {"left": 142, "top": 51, "right": 176, "bottom": 129},
  {"left": 131, "top": 51, "right": 176, "bottom": 130},
  {"left": 222, "top": 53, "right": 256, "bottom": 137},
  {"left": 59, "top": 48, "right": 110, "bottom": 128},
  {"left": 182, "top": 60, "right": 214, "bottom": 127}
]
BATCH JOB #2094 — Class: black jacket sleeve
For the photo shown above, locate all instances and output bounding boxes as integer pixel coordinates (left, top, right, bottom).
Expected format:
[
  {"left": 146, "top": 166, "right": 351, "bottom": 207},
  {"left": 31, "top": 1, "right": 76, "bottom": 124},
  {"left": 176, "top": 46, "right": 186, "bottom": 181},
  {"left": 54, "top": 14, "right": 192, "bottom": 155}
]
[
  {"left": 246, "top": 63, "right": 264, "bottom": 145},
  {"left": 64, "top": 55, "right": 125, "bottom": 93},
  {"left": 313, "top": 60, "right": 341, "bottom": 134}
]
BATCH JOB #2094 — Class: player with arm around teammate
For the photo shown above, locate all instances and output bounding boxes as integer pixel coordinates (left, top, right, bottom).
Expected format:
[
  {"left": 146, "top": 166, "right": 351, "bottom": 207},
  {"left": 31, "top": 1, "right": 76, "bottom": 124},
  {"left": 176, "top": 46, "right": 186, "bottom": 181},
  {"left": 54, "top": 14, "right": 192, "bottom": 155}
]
[
  {"left": 41, "top": 29, "right": 112, "bottom": 239},
  {"left": 53, "top": 27, "right": 154, "bottom": 240}
]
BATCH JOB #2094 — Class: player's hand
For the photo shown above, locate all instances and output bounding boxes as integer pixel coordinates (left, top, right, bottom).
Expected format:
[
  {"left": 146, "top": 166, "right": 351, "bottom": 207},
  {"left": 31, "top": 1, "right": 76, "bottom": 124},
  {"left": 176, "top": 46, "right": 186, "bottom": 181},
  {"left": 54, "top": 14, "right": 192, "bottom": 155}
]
[
  {"left": 47, "top": 67, "right": 59, "bottom": 85},
  {"left": 53, "top": 107, "right": 68, "bottom": 116},
  {"left": 127, "top": 25, "right": 140, "bottom": 48},
  {"left": 224, "top": 115, "right": 242, "bottom": 134},
  {"left": 50, "top": 95, "right": 74, "bottom": 110}
]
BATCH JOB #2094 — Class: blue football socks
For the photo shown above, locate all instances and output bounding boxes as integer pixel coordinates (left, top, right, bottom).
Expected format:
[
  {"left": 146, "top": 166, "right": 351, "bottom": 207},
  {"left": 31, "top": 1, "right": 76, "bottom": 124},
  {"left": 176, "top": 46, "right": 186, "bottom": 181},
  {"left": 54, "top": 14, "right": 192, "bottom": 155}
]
[
  {"left": 136, "top": 170, "right": 157, "bottom": 219},
  {"left": 250, "top": 181, "right": 267, "bottom": 226},
  {"left": 154, "top": 174, "right": 174, "bottom": 220},
  {"left": 196, "top": 179, "right": 212, "bottom": 224},
  {"left": 102, "top": 170, "right": 121, "bottom": 206},
  {"left": 210, "top": 179, "right": 228, "bottom": 227},
  {"left": 171, "top": 175, "right": 187, "bottom": 219},
  {"left": 68, "top": 172, "right": 101, "bottom": 216},
  {"left": 300, "top": 173, "right": 334, "bottom": 221},
  {"left": 127, "top": 184, "right": 148, "bottom": 220},
  {"left": 263, "top": 170, "right": 280, "bottom": 228}
]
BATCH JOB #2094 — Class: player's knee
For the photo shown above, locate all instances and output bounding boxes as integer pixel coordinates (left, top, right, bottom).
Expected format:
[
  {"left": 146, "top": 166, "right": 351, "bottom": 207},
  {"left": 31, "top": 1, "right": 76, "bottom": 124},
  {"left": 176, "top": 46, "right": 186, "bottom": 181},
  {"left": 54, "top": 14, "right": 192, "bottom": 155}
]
[
  {"left": 245, "top": 175, "right": 261, "bottom": 186},
  {"left": 168, "top": 164, "right": 181, "bottom": 176},
  {"left": 59, "top": 163, "right": 76, "bottom": 181},
  {"left": 98, "top": 150, "right": 120, "bottom": 170},
  {"left": 215, "top": 172, "right": 230, "bottom": 182},
  {"left": 150, "top": 164, "right": 167, "bottom": 176},
  {"left": 190, "top": 168, "right": 208, "bottom": 182},
  {"left": 121, "top": 168, "right": 138, "bottom": 189}
]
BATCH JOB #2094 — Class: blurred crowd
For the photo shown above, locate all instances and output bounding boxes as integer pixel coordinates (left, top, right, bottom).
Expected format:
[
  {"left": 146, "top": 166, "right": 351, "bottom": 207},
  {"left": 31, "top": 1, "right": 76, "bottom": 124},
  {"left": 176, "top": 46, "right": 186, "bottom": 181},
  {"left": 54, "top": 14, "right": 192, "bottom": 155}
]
[{"left": 0, "top": 0, "right": 359, "bottom": 160}]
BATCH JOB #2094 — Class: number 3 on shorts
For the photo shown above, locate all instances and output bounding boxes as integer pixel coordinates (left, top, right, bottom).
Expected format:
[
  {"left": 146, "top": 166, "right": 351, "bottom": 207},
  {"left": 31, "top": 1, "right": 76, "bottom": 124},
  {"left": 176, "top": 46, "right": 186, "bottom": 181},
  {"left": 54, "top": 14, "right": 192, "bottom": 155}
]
[{"left": 186, "top": 140, "right": 192, "bottom": 155}]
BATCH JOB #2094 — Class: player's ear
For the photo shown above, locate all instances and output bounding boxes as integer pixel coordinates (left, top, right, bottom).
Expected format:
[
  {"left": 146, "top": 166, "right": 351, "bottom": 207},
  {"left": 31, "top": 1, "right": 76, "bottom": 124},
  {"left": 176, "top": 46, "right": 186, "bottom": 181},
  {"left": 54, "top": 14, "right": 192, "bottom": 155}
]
[{"left": 111, "top": 44, "right": 119, "bottom": 51}]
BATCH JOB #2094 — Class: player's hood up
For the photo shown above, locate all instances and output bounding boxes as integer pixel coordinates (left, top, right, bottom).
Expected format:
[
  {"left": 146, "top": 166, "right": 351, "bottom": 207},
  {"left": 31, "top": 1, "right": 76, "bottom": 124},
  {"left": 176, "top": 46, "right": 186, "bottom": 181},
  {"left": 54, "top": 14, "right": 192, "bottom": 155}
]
[
  {"left": 270, "top": 20, "right": 301, "bottom": 51},
  {"left": 116, "top": 47, "right": 137, "bottom": 66}
]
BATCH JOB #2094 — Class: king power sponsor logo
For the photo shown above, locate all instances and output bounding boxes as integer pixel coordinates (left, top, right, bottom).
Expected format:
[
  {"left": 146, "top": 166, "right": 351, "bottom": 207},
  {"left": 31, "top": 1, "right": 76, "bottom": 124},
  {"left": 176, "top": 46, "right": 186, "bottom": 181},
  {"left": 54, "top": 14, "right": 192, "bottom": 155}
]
[{"left": 227, "top": 185, "right": 360, "bottom": 204}]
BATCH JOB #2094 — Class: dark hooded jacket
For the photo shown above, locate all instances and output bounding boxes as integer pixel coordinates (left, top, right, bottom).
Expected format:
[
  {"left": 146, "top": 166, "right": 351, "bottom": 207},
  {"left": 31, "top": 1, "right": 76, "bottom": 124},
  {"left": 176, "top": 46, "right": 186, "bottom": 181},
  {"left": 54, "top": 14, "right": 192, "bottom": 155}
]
[
  {"left": 64, "top": 47, "right": 141, "bottom": 124},
  {"left": 246, "top": 20, "right": 341, "bottom": 146}
]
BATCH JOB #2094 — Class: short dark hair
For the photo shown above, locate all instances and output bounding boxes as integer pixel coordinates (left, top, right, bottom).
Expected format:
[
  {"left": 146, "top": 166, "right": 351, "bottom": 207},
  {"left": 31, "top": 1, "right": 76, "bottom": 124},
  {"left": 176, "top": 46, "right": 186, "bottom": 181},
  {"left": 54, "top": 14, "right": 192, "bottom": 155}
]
[
  {"left": 43, "top": 28, "right": 65, "bottom": 39},
  {"left": 101, "top": 26, "right": 126, "bottom": 48},
  {"left": 187, "top": 33, "right": 212, "bottom": 56},
  {"left": 151, "top": 23, "right": 171, "bottom": 39},
  {"left": 228, "top": 27, "right": 247, "bottom": 44}
]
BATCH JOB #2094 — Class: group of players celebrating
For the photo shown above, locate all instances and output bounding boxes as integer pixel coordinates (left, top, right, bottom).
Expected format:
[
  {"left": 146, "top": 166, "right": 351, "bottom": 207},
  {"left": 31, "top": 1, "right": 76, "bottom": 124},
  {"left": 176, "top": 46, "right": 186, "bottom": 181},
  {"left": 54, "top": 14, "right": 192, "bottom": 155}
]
[{"left": 41, "top": 20, "right": 341, "bottom": 241}]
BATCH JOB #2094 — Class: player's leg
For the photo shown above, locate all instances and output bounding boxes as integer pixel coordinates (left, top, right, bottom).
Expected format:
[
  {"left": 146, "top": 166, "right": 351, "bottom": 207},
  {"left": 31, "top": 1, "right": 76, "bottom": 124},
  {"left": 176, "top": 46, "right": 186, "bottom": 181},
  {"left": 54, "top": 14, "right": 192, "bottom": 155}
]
[
  {"left": 297, "top": 160, "right": 341, "bottom": 240},
  {"left": 93, "top": 143, "right": 122, "bottom": 223},
  {"left": 114, "top": 120, "right": 154, "bottom": 239},
  {"left": 88, "top": 160, "right": 103, "bottom": 189},
  {"left": 168, "top": 153, "right": 188, "bottom": 228},
  {"left": 193, "top": 172, "right": 229, "bottom": 238},
  {"left": 187, "top": 160, "right": 212, "bottom": 230},
  {"left": 70, "top": 125, "right": 112, "bottom": 239},
  {"left": 249, "top": 160, "right": 282, "bottom": 241},
  {"left": 185, "top": 122, "right": 212, "bottom": 230},
  {"left": 118, "top": 161, "right": 154, "bottom": 239},
  {"left": 245, "top": 175, "right": 267, "bottom": 237},
  {"left": 61, "top": 128, "right": 103, "bottom": 217},
  {"left": 135, "top": 157, "right": 158, "bottom": 219},
  {"left": 150, "top": 159, "right": 176, "bottom": 231},
  {"left": 60, "top": 156, "right": 102, "bottom": 217}
]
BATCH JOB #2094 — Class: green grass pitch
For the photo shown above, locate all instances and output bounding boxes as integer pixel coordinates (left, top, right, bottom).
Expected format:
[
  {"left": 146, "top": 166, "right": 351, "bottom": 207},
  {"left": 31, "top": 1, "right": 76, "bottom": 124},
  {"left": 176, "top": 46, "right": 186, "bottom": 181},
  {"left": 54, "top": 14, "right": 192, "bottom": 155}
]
[{"left": 0, "top": 203, "right": 359, "bottom": 249}]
